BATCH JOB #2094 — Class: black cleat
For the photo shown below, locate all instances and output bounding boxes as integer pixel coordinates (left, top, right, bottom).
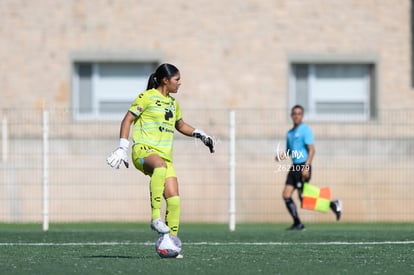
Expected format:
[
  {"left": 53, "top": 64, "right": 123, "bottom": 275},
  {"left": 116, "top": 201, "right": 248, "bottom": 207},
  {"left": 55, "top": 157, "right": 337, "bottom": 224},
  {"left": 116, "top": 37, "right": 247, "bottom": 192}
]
[
  {"left": 331, "top": 200, "right": 342, "bottom": 221},
  {"left": 287, "top": 223, "right": 305, "bottom": 231}
]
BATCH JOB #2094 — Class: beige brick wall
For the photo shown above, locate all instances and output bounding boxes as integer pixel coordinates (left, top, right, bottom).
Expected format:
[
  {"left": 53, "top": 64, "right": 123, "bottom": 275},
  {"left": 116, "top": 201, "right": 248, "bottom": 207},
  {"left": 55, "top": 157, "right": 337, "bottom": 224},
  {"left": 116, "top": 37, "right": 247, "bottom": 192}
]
[
  {"left": 1, "top": 0, "right": 413, "bottom": 223},
  {"left": 1, "top": 0, "right": 413, "bottom": 113}
]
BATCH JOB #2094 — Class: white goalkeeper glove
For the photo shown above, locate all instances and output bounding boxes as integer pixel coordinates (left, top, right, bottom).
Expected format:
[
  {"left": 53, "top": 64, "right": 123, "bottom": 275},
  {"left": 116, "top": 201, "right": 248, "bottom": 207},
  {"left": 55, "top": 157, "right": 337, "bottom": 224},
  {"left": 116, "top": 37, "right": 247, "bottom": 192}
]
[
  {"left": 192, "top": 129, "right": 215, "bottom": 153},
  {"left": 106, "top": 138, "right": 130, "bottom": 169}
]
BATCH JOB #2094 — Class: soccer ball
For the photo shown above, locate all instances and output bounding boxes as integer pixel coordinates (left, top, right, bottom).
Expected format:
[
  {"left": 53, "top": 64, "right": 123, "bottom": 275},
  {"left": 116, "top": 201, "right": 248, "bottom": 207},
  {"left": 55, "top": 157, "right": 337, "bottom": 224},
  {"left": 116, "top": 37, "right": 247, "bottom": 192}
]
[{"left": 155, "top": 233, "right": 182, "bottom": 258}]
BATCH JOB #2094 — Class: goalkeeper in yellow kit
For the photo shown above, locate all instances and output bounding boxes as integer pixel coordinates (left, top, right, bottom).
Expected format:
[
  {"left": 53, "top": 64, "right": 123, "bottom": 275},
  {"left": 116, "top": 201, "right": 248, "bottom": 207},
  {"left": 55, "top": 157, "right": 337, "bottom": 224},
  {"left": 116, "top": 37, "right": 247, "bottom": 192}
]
[{"left": 107, "top": 63, "right": 215, "bottom": 236}]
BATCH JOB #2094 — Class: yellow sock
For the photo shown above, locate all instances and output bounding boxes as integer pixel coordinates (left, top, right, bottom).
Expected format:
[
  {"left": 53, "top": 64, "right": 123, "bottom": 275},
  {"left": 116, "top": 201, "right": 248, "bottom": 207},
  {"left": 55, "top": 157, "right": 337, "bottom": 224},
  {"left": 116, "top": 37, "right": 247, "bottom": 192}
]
[
  {"left": 166, "top": 196, "right": 180, "bottom": 235},
  {"left": 150, "top": 167, "right": 167, "bottom": 220}
]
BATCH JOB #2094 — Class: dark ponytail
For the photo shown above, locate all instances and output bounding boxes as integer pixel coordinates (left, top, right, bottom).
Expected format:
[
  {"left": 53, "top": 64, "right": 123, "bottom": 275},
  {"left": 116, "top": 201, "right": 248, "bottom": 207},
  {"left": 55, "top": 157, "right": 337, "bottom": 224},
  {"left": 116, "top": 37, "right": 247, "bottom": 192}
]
[
  {"left": 146, "top": 63, "right": 179, "bottom": 90},
  {"left": 146, "top": 73, "right": 158, "bottom": 90}
]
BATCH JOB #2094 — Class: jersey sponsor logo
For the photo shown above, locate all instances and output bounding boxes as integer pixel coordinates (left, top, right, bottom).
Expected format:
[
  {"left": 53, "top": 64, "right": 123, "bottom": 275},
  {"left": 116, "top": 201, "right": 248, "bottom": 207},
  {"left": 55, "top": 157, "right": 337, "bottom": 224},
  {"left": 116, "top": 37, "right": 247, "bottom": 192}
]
[
  {"left": 164, "top": 109, "right": 173, "bottom": 121},
  {"left": 159, "top": 126, "right": 174, "bottom": 134}
]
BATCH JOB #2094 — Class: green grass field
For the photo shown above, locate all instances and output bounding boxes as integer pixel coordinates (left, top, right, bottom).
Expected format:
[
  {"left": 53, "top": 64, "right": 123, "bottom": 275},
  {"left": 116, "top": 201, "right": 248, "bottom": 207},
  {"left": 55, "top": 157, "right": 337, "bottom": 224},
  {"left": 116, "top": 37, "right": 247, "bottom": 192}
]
[{"left": 0, "top": 223, "right": 413, "bottom": 275}]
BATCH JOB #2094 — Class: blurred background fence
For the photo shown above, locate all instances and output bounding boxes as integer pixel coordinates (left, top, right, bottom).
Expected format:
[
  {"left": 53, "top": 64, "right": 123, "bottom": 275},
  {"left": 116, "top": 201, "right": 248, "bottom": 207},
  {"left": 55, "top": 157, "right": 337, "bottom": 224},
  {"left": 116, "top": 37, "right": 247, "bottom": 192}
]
[{"left": 0, "top": 108, "right": 413, "bottom": 226}]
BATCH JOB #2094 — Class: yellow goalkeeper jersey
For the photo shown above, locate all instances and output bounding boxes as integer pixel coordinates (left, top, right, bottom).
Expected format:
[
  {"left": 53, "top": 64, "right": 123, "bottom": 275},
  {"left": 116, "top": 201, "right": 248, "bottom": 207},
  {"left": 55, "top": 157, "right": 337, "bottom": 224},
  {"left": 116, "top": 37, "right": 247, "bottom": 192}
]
[{"left": 128, "top": 88, "right": 182, "bottom": 161}]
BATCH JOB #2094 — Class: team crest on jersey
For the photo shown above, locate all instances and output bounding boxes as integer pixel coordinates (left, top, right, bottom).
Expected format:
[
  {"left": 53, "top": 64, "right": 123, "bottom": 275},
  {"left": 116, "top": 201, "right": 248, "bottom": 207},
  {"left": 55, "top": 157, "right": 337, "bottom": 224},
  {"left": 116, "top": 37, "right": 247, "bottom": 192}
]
[{"left": 136, "top": 105, "right": 143, "bottom": 113}]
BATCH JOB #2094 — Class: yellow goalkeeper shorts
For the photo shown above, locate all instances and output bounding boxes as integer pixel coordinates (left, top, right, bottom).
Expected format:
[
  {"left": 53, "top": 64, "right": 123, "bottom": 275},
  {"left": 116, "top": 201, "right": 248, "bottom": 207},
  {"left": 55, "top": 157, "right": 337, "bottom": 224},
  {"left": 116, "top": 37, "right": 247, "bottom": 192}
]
[{"left": 132, "top": 144, "right": 176, "bottom": 178}]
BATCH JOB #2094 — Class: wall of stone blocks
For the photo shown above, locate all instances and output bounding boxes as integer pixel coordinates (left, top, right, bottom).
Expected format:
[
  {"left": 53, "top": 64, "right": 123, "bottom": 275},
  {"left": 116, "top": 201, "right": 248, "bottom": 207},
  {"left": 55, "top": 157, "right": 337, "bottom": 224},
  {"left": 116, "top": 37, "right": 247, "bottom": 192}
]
[{"left": 1, "top": 0, "right": 414, "bottom": 223}]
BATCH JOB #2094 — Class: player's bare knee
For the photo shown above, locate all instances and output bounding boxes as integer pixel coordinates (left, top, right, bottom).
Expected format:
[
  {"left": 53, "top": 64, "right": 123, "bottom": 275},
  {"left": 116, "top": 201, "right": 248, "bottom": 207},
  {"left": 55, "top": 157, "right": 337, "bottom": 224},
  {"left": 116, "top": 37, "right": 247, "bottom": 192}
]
[
  {"left": 282, "top": 188, "right": 293, "bottom": 200},
  {"left": 152, "top": 156, "right": 167, "bottom": 168},
  {"left": 145, "top": 156, "right": 167, "bottom": 171},
  {"left": 156, "top": 161, "right": 167, "bottom": 168},
  {"left": 282, "top": 193, "right": 291, "bottom": 200}
]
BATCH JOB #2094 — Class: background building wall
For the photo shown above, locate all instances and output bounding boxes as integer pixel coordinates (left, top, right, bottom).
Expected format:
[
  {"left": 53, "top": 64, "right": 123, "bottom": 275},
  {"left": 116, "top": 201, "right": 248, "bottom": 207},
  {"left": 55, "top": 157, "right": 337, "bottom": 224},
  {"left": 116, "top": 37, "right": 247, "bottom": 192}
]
[
  {"left": 1, "top": 0, "right": 414, "bottom": 114},
  {"left": 0, "top": 0, "right": 413, "bottom": 223}
]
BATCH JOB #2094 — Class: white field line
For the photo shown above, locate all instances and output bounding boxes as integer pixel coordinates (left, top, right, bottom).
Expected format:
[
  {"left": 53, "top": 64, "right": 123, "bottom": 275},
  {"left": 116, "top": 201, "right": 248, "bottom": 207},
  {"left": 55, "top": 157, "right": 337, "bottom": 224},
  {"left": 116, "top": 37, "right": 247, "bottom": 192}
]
[{"left": 0, "top": 241, "right": 413, "bottom": 246}]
